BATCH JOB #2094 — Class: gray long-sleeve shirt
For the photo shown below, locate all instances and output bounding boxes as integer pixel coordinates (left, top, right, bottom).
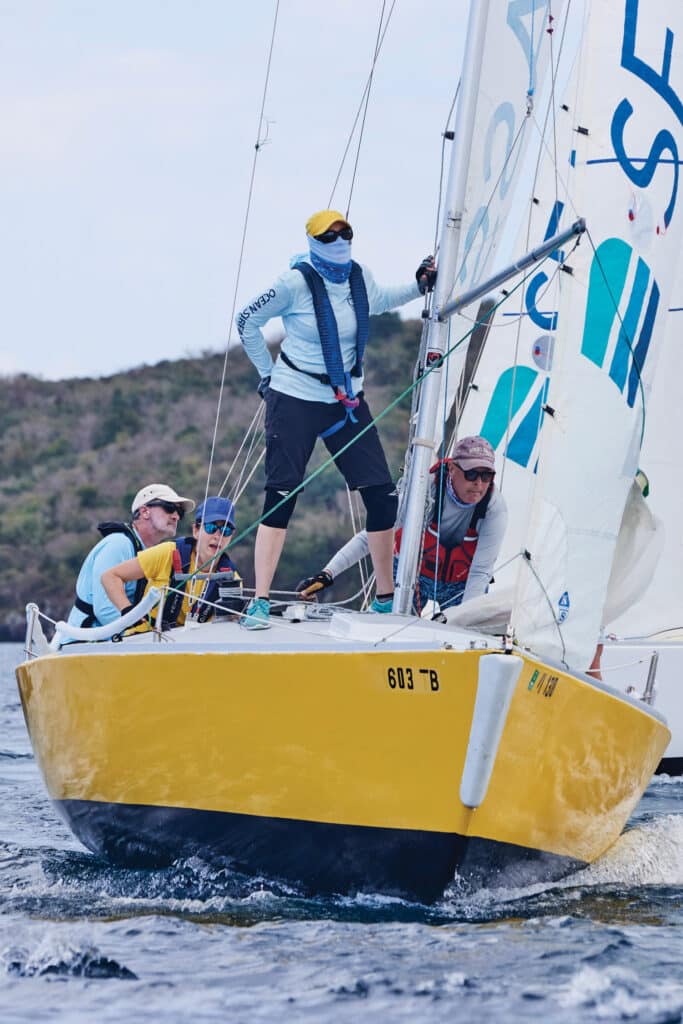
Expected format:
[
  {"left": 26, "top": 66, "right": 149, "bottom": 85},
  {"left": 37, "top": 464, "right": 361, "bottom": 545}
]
[{"left": 325, "top": 485, "right": 507, "bottom": 602}]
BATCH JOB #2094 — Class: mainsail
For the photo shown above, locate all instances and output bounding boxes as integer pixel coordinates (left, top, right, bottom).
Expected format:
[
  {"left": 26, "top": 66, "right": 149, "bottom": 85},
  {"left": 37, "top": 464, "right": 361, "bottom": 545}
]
[
  {"left": 440, "top": 0, "right": 569, "bottom": 427},
  {"left": 395, "top": 0, "right": 567, "bottom": 610}
]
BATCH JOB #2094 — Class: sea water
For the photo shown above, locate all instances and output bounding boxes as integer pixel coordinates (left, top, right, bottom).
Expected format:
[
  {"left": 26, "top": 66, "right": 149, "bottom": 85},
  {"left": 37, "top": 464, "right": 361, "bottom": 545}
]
[{"left": 1, "top": 643, "right": 681, "bottom": 1023}]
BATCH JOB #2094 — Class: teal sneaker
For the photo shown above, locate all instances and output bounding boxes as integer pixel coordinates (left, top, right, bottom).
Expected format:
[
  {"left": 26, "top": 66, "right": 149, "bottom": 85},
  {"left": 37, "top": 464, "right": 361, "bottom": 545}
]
[
  {"left": 240, "top": 597, "right": 271, "bottom": 630},
  {"left": 369, "top": 595, "right": 393, "bottom": 614}
]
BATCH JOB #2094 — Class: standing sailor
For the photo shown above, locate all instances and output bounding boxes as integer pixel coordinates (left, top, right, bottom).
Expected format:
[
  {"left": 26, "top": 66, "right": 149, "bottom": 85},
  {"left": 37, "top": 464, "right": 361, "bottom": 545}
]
[{"left": 235, "top": 208, "right": 436, "bottom": 628}]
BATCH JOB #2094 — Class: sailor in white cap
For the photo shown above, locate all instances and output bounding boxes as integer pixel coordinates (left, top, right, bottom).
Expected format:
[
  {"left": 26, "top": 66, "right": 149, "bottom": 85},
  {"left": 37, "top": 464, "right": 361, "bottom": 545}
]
[{"left": 65, "top": 482, "right": 194, "bottom": 632}]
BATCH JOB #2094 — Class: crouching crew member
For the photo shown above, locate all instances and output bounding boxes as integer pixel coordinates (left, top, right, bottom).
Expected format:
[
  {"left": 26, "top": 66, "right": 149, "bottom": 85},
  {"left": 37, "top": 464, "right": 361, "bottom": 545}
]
[
  {"left": 298, "top": 436, "right": 507, "bottom": 613},
  {"left": 101, "top": 497, "right": 242, "bottom": 630},
  {"left": 399, "top": 436, "right": 507, "bottom": 611}
]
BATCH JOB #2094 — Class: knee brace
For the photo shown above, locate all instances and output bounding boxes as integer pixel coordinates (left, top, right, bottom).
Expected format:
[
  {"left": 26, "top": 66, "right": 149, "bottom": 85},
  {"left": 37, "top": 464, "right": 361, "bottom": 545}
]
[
  {"left": 360, "top": 482, "right": 398, "bottom": 532},
  {"left": 262, "top": 487, "right": 298, "bottom": 529}
]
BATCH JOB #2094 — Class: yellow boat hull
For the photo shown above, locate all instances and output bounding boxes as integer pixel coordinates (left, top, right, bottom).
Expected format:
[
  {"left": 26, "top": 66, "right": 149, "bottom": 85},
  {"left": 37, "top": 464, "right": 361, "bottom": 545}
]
[{"left": 15, "top": 643, "right": 669, "bottom": 901}]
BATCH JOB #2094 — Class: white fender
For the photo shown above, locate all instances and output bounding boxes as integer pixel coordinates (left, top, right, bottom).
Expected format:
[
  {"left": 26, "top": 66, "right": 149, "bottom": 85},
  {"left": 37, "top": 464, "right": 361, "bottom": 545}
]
[
  {"left": 459, "top": 653, "right": 524, "bottom": 808},
  {"left": 50, "top": 587, "right": 163, "bottom": 648}
]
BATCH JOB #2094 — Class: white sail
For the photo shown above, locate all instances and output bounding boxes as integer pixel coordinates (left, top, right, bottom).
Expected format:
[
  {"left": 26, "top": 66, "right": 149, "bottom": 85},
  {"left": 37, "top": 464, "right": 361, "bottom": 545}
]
[
  {"left": 508, "top": 2, "right": 683, "bottom": 669},
  {"left": 606, "top": 306, "right": 683, "bottom": 636},
  {"left": 396, "top": 0, "right": 568, "bottom": 608},
  {"left": 440, "top": 0, "right": 568, "bottom": 425}
]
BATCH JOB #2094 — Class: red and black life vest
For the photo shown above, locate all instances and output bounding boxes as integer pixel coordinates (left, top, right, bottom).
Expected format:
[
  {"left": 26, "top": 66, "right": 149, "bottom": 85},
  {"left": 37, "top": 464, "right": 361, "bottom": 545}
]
[{"left": 394, "top": 462, "right": 492, "bottom": 583}]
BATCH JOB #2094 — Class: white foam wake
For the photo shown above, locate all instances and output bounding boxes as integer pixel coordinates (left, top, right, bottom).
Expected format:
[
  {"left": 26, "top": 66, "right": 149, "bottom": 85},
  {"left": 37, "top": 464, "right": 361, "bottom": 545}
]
[{"left": 568, "top": 813, "right": 683, "bottom": 887}]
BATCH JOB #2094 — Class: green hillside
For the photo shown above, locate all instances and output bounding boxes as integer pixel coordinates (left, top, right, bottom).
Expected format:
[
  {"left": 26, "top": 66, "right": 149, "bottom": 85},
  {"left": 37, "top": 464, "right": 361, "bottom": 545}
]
[{"left": 0, "top": 314, "right": 422, "bottom": 639}]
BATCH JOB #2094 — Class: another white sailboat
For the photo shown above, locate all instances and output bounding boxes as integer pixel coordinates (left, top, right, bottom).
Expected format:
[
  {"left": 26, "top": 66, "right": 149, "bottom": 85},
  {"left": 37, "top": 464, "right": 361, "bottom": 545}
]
[{"left": 16, "top": 1, "right": 679, "bottom": 901}]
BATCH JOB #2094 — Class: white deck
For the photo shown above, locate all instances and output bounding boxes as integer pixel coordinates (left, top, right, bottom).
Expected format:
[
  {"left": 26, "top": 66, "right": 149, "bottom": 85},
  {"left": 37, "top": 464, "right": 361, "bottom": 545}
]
[{"left": 55, "top": 607, "right": 505, "bottom": 657}]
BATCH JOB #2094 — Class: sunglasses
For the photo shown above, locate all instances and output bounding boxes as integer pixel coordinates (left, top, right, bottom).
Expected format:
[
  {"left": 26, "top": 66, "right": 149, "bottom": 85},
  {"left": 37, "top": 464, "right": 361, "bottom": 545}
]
[
  {"left": 147, "top": 499, "right": 185, "bottom": 519},
  {"left": 201, "top": 521, "right": 233, "bottom": 535},
  {"left": 455, "top": 465, "right": 495, "bottom": 483},
  {"left": 314, "top": 226, "right": 354, "bottom": 244}
]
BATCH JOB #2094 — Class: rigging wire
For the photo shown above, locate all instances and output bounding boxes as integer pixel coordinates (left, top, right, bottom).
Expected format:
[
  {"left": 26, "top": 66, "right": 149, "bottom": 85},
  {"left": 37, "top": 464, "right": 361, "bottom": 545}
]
[
  {"left": 432, "top": 88, "right": 460, "bottom": 255},
  {"left": 345, "top": 486, "right": 372, "bottom": 598},
  {"left": 345, "top": 0, "right": 389, "bottom": 217},
  {"left": 202, "top": 0, "right": 281, "bottom": 509},
  {"left": 327, "top": 0, "right": 398, "bottom": 210},
  {"left": 218, "top": 403, "right": 265, "bottom": 497}
]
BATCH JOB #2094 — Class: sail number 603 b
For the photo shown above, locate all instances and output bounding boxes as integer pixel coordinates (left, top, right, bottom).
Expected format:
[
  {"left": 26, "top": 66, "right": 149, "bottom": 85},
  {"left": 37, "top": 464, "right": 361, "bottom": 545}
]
[{"left": 387, "top": 667, "right": 440, "bottom": 691}]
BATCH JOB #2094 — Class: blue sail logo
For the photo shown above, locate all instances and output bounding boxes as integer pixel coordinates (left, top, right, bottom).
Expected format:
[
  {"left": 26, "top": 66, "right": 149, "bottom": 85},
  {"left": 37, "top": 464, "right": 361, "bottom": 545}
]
[
  {"left": 580, "top": 238, "right": 659, "bottom": 408},
  {"left": 479, "top": 366, "right": 549, "bottom": 469}
]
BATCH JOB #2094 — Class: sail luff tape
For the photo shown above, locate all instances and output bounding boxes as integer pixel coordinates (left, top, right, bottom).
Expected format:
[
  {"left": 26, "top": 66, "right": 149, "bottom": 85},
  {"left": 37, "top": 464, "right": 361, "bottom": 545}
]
[{"left": 412, "top": 437, "right": 436, "bottom": 448}]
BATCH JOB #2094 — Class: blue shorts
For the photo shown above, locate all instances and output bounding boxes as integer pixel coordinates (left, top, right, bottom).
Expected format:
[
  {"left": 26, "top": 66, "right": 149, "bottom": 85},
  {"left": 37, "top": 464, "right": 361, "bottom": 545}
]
[{"left": 264, "top": 389, "right": 393, "bottom": 492}]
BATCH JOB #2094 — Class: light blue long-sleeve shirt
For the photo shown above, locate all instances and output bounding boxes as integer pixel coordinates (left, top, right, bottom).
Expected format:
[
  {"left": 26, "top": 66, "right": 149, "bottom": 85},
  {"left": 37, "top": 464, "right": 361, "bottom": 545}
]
[
  {"left": 236, "top": 255, "right": 420, "bottom": 403},
  {"left": 66, "top": 529, "right": 145, "bottom": 629}
]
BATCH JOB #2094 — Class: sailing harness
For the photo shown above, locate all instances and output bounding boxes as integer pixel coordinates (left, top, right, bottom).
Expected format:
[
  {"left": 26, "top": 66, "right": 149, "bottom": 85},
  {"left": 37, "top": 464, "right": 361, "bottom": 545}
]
[
  {"left": 161, "top": 536, "right": 239, "bottom": 628},
  {"left": 394, "top": 462, "right": 493, "bottom": 583},
  {"left": 279, "top": 260, "right": 370, "bottom": 439},
  {"left": 73, "top": 522, "right": 145, "bottom": 627}
]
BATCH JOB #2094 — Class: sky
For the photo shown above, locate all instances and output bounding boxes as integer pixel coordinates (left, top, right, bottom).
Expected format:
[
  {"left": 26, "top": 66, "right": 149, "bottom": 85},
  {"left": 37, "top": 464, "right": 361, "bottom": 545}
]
[{"left": 0, "top": 0, "right": 469, "bottom": 380}]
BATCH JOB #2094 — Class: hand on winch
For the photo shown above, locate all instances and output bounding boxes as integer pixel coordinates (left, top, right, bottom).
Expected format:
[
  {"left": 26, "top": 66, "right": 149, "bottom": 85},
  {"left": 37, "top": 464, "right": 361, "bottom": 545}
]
[
  {"left": 415, "top": 255, "right": 437, "bottom": 295},
  {"left": 296, "top": 570, "right": 334, "bottom": 601}
]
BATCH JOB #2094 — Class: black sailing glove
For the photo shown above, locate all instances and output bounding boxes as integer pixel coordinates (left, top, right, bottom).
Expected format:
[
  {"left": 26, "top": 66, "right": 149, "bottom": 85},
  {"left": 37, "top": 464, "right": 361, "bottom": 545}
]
[
  {"left": 296, "top": 570, "right": 334, "bottom": 600},
  {"left": 415, "top": 255, "right": 437, "bottom": 295},
  {"left": 257, "top": 375, "right": 271, "bottom": 400}
]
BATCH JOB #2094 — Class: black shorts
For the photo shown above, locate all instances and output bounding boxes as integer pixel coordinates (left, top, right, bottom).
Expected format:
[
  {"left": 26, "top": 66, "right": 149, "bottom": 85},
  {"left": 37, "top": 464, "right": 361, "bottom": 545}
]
[{"left": 264, "top": 389, "right": 393, "bottom": 492}]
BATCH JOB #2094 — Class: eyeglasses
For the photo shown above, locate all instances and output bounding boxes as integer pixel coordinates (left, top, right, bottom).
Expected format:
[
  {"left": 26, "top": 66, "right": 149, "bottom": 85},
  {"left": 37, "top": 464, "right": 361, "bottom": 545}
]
[
  {"left": 201, "top": 521, "right": 233, "bottom": 535},
  {"left": 455, "top": 465, "right": 495, "bottom": 483},
  {"left": 315, "top": 226, "right": 354, "bottom": 244},
  {"left": 147, "top": 500, "right": 185, "bottom": 519}
]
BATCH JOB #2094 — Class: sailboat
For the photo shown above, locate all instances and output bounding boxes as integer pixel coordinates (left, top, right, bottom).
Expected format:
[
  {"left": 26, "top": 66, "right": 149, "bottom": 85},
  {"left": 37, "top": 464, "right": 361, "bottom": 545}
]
[{"left": 16, "top": 1, "right": 679, "bottom": 902}]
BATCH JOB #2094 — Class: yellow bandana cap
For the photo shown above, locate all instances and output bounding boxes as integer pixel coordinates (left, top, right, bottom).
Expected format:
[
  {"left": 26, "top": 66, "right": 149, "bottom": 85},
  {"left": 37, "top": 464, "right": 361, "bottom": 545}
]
[{"left": 305, "top": 209, "right": 351, "bottom": 237}]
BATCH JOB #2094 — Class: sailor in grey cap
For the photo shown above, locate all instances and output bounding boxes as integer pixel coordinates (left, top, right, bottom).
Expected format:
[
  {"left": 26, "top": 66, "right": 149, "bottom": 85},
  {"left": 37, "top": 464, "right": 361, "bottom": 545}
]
[{"left": 298, "top": 436, "right": 508, "bottom": 614}]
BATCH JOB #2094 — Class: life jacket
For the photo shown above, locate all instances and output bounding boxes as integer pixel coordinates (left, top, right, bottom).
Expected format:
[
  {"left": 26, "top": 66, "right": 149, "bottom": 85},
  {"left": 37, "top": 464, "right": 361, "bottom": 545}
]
[
  {"left": 161, "top": 535, "right": 239, "bottom": 629},
  {"left": 280, "top": 261, "right": 370, "bottom": 437},
  {"left": 73, "top": 522, "right": 145, "bottom": 628},
  {"left": 394, "top": 463, "right": 492, "bottom": 583}
]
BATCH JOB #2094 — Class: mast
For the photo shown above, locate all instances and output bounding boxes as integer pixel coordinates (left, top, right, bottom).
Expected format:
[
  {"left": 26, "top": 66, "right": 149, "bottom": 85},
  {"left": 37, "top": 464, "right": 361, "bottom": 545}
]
[{"left": 393, "top": 1, "right": 491, "bottom": 615}]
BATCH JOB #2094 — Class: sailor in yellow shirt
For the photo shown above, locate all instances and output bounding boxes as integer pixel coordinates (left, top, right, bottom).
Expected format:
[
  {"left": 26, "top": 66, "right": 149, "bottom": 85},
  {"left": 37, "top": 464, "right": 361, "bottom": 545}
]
[{"left": 101, "top": 496, "right": 241, "bottom": 630}]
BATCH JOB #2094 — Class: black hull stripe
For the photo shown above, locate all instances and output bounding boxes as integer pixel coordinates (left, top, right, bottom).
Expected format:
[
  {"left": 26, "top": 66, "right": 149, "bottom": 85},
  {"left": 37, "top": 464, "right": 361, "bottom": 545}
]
[
  {"left": 656, "top": 755, "right": 683, "bottom": 776},
  {"left": 58, "top": 799, "right": 585, "bottom": 903}
]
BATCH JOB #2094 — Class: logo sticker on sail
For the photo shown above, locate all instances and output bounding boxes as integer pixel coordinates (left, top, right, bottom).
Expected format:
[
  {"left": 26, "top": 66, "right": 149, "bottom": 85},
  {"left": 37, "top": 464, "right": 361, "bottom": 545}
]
[
  {"left": 479, "top": 366, "right": 549, "bottom": 469},
  {"left": 558, "top": 591, "right": 570, "bottom": 624},
  {"left": 580, "top": 238, "right": 659, "bottom": 409}
]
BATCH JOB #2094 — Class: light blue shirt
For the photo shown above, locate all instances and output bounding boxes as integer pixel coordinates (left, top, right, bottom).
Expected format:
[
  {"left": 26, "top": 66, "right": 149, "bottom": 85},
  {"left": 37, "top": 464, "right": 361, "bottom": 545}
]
[
  {"left": 236, "top": 255, "right": 420, "bottom": 403},
  {"left": 66, "top": 529, "right": 144, "bottom": 629}
]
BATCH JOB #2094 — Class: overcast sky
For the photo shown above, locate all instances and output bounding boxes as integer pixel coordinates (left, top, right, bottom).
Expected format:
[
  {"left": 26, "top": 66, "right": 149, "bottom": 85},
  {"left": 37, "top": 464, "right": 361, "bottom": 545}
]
[{"left": 0, "top": 0, "right": 469, "bottom": 380}]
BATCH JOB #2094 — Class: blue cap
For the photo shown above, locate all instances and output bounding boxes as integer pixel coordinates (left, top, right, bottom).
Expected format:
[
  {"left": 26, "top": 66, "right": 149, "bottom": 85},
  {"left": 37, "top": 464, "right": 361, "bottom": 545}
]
[{"left": 194, "top": 496, "right": 236, "bottom": 528}]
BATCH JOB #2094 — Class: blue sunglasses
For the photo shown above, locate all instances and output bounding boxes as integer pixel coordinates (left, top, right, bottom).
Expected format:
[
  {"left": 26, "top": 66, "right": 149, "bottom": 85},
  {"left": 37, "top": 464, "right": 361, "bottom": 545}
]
[{"left": 199, "top": 521, "right": 233, "bottom": 535}]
